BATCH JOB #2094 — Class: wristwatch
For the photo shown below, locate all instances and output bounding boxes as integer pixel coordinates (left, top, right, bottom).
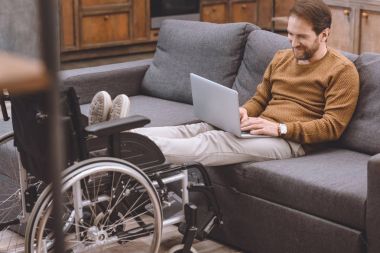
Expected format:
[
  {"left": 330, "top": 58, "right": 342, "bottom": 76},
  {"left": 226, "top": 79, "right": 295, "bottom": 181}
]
[{"left": 278, "top": 123, "right": 287, "bottom": 137}]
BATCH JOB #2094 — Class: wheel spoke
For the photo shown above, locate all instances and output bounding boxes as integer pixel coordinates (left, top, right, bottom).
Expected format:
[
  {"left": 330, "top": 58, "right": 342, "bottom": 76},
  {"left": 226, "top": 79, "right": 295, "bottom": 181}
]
[{"left": 26, "top": 162, "right": 162, "bottom": 253}]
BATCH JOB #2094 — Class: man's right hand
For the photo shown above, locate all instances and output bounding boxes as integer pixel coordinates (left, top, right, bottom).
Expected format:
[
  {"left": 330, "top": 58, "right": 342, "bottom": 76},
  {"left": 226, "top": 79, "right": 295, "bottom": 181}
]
[{"left": 239, "top": 107, "right": 248, "bottom": 123}]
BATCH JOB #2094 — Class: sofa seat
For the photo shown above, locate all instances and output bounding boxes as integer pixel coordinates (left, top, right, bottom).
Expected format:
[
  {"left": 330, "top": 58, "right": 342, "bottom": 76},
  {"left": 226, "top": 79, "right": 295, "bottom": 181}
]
[
  {"left": 207, "top": 148, "right": 369, "bottom": 231},
  {"left": 81, "top": 95, "right": 198, "bottom": 127}
]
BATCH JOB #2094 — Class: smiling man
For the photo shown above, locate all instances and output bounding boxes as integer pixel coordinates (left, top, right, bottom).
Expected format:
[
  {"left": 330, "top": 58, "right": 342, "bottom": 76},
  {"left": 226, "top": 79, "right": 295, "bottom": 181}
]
[
  {"left": 240, "top": 0, "right": 360, "bottom": 152},
  {"left": 91, "top": 0, "right": 359, "bottom": 166}
]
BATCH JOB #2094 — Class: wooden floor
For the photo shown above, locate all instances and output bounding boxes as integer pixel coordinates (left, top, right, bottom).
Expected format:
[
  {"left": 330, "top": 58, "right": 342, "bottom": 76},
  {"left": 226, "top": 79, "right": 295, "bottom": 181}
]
[
  {"left": 109, "top": 225, "right": 241, "bottom": 253},
  {"left": 0, "top": 225, "right": 241, "bottom": 253}
]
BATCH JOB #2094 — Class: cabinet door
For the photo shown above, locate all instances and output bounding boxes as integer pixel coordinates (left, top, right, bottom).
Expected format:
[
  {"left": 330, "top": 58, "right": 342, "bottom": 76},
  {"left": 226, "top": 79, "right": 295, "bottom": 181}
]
[
  {"left": 231, "top": 1, "right": 257, "bottom": 23},
  {"left": 328, "top": 6, "right": 354, "bottom": 52},
  {"left": 360, "top": 10, "right": 380, "bottom": 53},
  {"left": 61, "top": 0, "right": 76, "bottom": 50},
  {"left": 273, "top": 0, "right": 294, "bottom": 30},
  {"left": 201, "top": 2, "right": 228, "bottom": 23},
  {"left": 256, "top": 0, "right": 272, "bottom": 29},
  {"left": 132, "top": 0, "right": 148, "bottom": 41},
  {"left": 81, "top": 12, "right": 130, "bottom": 47}
]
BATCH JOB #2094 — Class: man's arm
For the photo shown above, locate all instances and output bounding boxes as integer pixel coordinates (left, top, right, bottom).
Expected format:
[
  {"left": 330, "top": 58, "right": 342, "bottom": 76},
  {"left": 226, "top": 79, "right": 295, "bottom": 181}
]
[
  {"left": 284, "top": 64, "right": 359, "bottom": 144},
  {"left": 242, "top": 57, "right": 275, "bottom": 117}
]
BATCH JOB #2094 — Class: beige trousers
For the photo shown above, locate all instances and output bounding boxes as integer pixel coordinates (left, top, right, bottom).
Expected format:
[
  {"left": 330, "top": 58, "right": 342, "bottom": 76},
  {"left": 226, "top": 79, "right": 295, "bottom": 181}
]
[{"left": 133, "top": 122, "right": 305, "bottom": 166}]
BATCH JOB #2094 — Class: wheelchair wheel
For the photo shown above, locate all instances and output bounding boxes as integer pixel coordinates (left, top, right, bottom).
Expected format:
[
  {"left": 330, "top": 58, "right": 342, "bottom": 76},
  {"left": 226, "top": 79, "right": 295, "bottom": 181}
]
[
  {"left": 25, "top": 158, "right": 162, "bottom": 253},
  {"left": 0, "top": 132, "right": 24, "bottom": 253}
]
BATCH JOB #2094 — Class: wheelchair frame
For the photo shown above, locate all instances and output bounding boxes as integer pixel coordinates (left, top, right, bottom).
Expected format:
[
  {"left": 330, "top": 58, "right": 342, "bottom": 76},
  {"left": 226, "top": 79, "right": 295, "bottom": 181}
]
[{"left": 0, "top": 88, "right": 222, "bottom": 253}]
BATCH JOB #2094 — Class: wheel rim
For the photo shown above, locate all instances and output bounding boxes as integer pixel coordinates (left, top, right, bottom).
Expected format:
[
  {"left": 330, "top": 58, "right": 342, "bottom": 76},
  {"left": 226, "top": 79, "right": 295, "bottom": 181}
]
[
  {"left": 26, "top": 160, "right": 162, "bottom": 253},
  {"left": 0, "top": 132, "right": 24, "bottom": 253}
]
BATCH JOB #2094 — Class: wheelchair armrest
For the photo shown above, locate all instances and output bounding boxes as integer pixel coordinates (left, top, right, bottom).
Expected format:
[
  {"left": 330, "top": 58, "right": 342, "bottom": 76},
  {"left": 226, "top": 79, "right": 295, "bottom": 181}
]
[{"left": 85, "top": 115, "right": 150, "bottom": 136}]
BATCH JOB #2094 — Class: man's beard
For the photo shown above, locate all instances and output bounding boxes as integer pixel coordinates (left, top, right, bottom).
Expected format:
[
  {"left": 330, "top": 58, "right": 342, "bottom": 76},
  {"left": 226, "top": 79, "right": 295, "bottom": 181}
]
[{"left": 292, "top": 40, "right": 319, "bottom": 60}]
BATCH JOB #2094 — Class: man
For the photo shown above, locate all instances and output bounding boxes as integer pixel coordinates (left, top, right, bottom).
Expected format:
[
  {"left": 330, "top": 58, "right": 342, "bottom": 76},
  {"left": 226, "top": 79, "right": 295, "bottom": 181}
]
[{"left": 91, "top": 0, "right": 359, "bottom": 166}]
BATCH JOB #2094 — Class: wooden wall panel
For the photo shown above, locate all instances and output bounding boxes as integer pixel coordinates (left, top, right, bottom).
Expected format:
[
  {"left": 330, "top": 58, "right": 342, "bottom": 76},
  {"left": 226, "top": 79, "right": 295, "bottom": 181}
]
[
  {"left": 61, "top": 0, "right": 75, "bottom": 49},
  {"left": 328, "top": 6, "right": 353, "bottom": 52},
  {"left": 359, "top": 10, "right": 380, "bottom": 53},
  {"left": 132, "top": 0, "right": 148, "bottom": 40}
]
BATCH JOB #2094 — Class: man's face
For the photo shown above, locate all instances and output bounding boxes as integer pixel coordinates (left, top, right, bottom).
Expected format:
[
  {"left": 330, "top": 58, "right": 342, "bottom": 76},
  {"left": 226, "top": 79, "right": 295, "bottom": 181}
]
[{"left": 287, "top": 15, "right": 324, "bottom": 61}]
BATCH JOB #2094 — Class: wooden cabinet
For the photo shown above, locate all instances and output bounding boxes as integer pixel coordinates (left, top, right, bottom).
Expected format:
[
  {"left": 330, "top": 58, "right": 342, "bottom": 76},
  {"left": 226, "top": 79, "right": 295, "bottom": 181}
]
[
  {"left": 61, "top": 0, "right": 76, "bottom": 50},
  {"left": 81, "top": 12, "right": 130, "bottom": 47},
  {"left": 325, "top": 0, "right": 380, "bottom": 54},
  {"left": 359, "top": 9, "right": 380, "bottom": 53},
  {"left": 328, "top": 5, "right": 354, "bottom": 52},
  {"left": 59, "top": 0, "right": 152, "bottom": 62},
  {"left": 81, "top": 0, "right": 127, "bottom": 7},
  {"left": 231, "top": 1, "right": 257, "bottom": 23},
  {"left": 256, "top": 0, "right": 295, "bottom": 30},
  {"left": 200, "top": 0, "right": 257, "bottom": 24},
  {"left": 201, "top": 1, "right": 229, "bottom": 23}
]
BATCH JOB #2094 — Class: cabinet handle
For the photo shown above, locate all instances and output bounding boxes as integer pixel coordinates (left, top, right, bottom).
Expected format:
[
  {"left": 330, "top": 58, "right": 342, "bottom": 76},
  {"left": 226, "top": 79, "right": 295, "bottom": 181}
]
[
  {"left": 343, "top": 9, "right": 350, "bottom": 16},
  {"left": 104, "top": 15, "right": 110, "bottom": 21},
  {"left": 212, "top": 8, "right": 216, "bottom": 12},
  {"left": 362, "top": 12, "right": 369, "bottom": 19},
  {"left": 241, "top": 4, "right": 247, "bottom": 9}
]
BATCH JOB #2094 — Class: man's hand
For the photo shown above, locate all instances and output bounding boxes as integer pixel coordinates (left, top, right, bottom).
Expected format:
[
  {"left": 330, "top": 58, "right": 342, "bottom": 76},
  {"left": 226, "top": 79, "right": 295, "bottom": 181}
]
[
  {"left": 239, "top": 107, "right": 248, "bottom": 123},
  {"left": 241, "top": 117, "right": 279, "bottom": 136}
]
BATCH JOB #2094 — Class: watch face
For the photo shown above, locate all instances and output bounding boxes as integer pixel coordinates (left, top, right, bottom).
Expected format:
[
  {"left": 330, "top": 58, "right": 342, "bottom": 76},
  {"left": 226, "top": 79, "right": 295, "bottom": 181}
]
[{"left": 280, "top": 124, "right": 287, "bottom": 135}]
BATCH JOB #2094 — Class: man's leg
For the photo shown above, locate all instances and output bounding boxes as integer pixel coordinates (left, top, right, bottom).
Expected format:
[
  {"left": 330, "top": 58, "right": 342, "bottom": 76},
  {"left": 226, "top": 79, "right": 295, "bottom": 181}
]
[
  {"left": 140, "top": 129, "right": 305, "bottom": 166},
  {"left": 132, "top": 122, "right": 215, "bottom": 138}
]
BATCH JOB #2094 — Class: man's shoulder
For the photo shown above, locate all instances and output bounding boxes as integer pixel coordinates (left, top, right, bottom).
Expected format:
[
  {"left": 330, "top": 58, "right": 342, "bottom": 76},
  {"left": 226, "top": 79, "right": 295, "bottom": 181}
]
[
  {"left": 271, "top": 49, "right": 294, "bottom": 65},
  {"left": 327, "top": 48, "right": 359, "bottom": 86},
  {"left": 274, "top": 48, "right": 293, "bottom": 59},
  {"left": 327, "top": 48, "right": 357, "bottom": 70}
]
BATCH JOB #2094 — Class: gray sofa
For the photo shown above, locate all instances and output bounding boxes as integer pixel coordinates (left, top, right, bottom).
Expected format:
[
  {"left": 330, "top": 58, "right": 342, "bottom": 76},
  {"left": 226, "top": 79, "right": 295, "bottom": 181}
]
[{"left": 61, "top": 20, "right": 380, "bottom": 253}]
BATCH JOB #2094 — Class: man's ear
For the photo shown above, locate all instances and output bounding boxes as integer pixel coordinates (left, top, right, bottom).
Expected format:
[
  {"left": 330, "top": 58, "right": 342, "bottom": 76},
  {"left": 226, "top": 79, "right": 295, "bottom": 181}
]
[{"left": 320, "top": 28, "right": 330, "bottom": 42}]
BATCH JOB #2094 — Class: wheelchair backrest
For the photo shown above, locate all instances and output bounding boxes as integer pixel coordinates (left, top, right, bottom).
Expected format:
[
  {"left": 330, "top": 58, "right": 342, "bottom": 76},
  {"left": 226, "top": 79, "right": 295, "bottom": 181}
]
[{"left": 10, "top": 87, "right": 88, "bottom": 182}]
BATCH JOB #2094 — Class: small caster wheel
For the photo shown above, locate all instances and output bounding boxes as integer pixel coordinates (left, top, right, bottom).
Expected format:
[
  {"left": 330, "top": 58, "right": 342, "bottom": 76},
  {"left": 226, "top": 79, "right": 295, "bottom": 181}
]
[{"left": 167, "top": 244, "right": 198, "bottom": 253}]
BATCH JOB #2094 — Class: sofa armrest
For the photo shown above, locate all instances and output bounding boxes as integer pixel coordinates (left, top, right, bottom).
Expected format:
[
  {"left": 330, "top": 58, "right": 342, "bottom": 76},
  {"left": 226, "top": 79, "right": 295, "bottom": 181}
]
[
  {"left": 60, "top": 59, "right": 152, "bottom": 104},
  {"left": 366, "top": 153, "right": 380, "bottom": 253}
]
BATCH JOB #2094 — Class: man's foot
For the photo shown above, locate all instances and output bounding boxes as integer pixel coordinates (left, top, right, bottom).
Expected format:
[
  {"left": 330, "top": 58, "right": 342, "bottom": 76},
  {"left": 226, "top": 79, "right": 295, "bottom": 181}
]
[
  {"left": 110, "top": 94, "right": 130, "bottom": 120},
  {"left": 88, "top": 91, "right": 112, "bottom": 125}
]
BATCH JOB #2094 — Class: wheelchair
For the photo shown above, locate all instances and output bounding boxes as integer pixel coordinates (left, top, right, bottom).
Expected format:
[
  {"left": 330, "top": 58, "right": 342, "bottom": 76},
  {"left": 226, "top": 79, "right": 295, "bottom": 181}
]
[{"left": 0, "top": 87, "right": 222, "bottom": 253}]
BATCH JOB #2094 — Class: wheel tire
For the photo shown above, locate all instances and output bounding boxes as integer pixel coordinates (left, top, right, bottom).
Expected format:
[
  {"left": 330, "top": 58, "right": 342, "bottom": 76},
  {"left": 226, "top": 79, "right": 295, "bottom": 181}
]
[
  {"left": 25, "top": 158, "right": 163, "bottom": 253},
  {"left": 168, "top": 244, "right": 198, "bottom": 253},
  {"left": 0, "top": 132, "right": 25, "bottom": 253}
]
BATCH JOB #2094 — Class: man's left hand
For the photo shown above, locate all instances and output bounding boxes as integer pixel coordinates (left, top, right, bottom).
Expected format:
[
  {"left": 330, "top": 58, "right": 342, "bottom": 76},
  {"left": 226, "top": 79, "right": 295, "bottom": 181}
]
[{"left": 241, "top": 117, "right": 279, "bottom": 137}]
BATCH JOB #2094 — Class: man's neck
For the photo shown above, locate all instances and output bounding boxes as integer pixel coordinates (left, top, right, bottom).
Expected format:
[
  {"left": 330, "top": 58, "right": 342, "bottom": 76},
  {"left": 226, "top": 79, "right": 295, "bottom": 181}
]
[{"left": 297, "top": 44, "right": 328, "bottom": 65}]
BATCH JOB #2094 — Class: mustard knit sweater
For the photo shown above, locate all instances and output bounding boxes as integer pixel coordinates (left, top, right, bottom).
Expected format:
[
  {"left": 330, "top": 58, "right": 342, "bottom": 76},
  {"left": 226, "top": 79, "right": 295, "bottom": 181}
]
[{"left": 243, "top": 48, "right": 359, "bottom": 145}]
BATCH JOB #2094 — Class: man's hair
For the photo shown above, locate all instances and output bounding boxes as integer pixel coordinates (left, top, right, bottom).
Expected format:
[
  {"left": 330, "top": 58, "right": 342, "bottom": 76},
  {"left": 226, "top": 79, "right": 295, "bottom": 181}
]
[{"left": 289, "top": 0, "right": 332, "bottom": 35}]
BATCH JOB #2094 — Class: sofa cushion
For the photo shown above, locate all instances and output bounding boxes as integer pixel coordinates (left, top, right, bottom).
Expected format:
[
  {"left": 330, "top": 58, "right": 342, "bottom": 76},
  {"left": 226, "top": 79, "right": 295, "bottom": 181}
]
[
  {"left": 341, "top": 51, "right": 359, "bottom": 62},
  {"left": 141, "top": 20, "right": 258, "bottom": 104},
  {"left": 206, "top": 149, "right": 369, "bottom": 230},
  {"left": 339, "top": 53, "right": 380, "bottom": 155},
  {"left": 232, "top": 30, "right": 290, "bottom": 104},
  {"left": 81, "top": 95, "right": 198, "bottom": 127}
]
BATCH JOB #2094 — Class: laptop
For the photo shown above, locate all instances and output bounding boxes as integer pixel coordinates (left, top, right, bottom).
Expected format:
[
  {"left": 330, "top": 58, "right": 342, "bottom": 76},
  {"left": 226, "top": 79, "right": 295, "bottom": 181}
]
[{"left": 190, "top": 73, "right": 270, "bottom": 138}]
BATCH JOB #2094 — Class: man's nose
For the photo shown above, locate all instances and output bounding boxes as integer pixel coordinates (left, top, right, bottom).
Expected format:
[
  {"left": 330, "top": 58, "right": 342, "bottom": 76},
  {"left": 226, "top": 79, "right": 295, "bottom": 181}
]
[{"left": 291, "top": 38, "right": 300, "bottom": 47}]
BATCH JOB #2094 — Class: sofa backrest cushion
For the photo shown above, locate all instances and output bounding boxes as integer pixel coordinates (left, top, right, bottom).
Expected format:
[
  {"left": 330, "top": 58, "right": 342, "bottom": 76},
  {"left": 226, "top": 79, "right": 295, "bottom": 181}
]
[
  {"left": 232, "top": 30, "right": 290, "bottom": 104},
  {"left": 341, "top": 51, "right": 359, "bottom": 62},
  {"left": 339, "top": 53, "right": 380, "bottom": 155},
  {"left": 141, "top": 20, "right": 258, "bottom": 104}
]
